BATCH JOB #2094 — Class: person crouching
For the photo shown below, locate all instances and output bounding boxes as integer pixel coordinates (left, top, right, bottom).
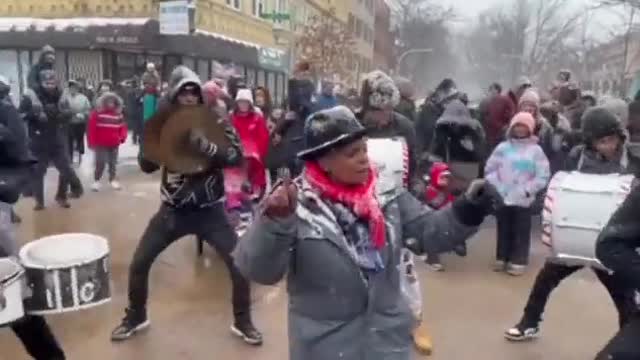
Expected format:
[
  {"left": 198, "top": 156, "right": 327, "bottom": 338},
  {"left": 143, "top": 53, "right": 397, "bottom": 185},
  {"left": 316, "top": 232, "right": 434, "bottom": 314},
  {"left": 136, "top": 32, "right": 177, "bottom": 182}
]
[
  {"left": 485, "top": 112, "right": 550, "bottom": 276},
  {"left": 87, "top": 92, "right": 127, "bottom": 191}
]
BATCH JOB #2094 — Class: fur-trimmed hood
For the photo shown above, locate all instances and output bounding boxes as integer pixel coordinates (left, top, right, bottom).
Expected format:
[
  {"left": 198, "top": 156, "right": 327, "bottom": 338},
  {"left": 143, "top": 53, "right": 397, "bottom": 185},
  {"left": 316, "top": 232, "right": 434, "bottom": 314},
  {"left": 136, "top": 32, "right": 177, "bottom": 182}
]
[
  {"left": 167, "top": 65, "right": 202, "bottom": 102},
  {"left": 95, "top": 91, "right": 123, "bottom": 112}
]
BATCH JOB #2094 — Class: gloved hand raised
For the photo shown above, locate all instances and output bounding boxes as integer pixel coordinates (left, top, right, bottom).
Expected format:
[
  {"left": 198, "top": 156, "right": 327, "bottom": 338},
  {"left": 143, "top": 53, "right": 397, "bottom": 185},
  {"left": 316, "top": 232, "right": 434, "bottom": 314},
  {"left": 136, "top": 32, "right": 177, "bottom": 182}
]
[
  {"left": 189, "top": 128, "right": 217, "bottom": 157},
  {"left": 262, "top": 169, "right": 298, "bottom": 219}
]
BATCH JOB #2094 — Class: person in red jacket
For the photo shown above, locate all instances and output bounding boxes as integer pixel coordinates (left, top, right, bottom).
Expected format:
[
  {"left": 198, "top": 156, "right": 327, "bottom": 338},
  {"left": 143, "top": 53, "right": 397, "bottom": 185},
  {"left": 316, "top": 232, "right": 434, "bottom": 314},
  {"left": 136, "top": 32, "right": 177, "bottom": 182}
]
[
  {"left": 87, "top": 92, "right": 127, "bottom": 191},
  {"left": 425, "top": 162, "right": 455, "bottom": 209},
  {"left": 230, "top": 88, "right": 269, "bottom": 199},
  {"left": 424, "top": 162, "right": 466, "bottom": 271}
]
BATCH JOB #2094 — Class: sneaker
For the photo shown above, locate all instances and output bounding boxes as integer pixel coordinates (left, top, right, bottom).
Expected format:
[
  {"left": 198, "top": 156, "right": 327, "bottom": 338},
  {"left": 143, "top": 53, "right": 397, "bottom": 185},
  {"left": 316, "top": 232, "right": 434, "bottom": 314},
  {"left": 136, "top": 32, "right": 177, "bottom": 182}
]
[
  {"left": 91, "top": 182, "right": 101, "bottom": 192},
  {"left": 10, "top": 210, "right": 21, "bottom": 224},
  {"left": 493, "top": 260, "right": 506, "bottom": 272},
  {"left": 453, "top": 243, "right": 467, "bottom": 257},
  {"left": 426, "top": 262, "right": 444, "bottom": 272},
  {"left": 110, "top": 180, "right": 122, "bottom": 190},
  {"left": 506, "top": 264, "right": 526, "bottom": 276},
  {"left": 111, "top": 308, "right": 150, "bottom": 342},
  {"left": 504, "top": 321, "right": 539, "bottom": 341},
  {"left": 231, "top": 321, "right": 263, "bottom": 346},
  {"left": 55, "top": 198, "right": 71, "bottom": 209},
  {"left": 33, "top": 203, "right": 45, "bottom": 211},
  {"left": 426, "top": 255, "right": 444, "bottom": 272}
]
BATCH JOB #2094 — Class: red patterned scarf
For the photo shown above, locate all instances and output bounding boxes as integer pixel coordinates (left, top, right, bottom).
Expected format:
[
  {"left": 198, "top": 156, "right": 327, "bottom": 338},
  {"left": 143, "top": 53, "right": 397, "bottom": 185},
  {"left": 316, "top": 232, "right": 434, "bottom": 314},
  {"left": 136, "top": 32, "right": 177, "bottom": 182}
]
[{"left": 304, "top": 161, "right": 386, "bottom": 249}]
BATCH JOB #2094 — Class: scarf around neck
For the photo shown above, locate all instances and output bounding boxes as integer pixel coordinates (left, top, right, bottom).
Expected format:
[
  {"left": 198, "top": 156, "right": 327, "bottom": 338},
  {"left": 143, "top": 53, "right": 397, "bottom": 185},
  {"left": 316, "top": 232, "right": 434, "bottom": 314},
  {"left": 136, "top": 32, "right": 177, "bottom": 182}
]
[{"left": 304, "top": 161, "right": 386, "bottom": 249}]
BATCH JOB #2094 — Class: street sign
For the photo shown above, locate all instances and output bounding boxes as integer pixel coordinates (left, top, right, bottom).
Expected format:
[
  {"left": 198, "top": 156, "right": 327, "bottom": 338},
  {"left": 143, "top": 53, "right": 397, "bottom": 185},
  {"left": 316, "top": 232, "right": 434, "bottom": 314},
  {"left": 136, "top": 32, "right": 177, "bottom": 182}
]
[{"left": 260, "top": 11, "right": 290, "bottom": 21}]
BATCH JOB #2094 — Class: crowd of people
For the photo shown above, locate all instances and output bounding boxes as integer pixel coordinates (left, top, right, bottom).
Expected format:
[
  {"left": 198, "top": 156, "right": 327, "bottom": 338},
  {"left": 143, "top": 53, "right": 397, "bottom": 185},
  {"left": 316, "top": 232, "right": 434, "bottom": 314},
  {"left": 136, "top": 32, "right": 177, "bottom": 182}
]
[{"left": 2, "top": 43, "right": 640, "bottom": 359}]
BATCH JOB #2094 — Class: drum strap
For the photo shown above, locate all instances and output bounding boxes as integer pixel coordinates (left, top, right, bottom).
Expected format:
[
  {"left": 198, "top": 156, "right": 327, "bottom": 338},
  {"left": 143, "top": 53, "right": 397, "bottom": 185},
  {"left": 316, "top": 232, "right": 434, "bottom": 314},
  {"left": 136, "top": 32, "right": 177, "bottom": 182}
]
[{"left": 577, "top": 148, "right": 629, "bottom": 172}]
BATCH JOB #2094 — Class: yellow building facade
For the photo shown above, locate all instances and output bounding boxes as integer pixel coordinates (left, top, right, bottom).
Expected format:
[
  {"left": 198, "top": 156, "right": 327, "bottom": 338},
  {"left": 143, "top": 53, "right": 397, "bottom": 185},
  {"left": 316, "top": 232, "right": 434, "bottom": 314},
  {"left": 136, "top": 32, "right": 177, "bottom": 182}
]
[{"left": 0, "top": 0, "right": 288, "bottom": 49}]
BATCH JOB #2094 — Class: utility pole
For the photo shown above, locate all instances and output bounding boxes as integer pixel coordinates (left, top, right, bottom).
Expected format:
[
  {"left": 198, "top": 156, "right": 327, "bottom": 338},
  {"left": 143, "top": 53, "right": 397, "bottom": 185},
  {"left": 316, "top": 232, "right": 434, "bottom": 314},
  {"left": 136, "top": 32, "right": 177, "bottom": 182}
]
[{"left": 621, "top": 6, "right": 635, "bottom": 97}]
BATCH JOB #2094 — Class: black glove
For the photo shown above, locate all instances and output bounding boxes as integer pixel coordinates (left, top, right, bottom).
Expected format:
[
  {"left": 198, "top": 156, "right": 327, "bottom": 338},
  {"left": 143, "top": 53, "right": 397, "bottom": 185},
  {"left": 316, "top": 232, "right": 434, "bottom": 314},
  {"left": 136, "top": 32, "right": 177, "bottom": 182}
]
[
  {"left": 452, "top": 179, "right": 500, "bottom": 226},
  {"left": 189, "top": 128, "right": 217, "bottom": 157}
]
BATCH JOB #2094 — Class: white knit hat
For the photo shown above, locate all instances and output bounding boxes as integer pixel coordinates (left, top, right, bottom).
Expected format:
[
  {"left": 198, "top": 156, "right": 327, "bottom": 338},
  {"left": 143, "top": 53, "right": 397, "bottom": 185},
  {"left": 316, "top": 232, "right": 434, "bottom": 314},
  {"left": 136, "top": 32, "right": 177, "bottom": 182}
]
[{"left": 235, "top": 88, "right": 254, "bottom": 104}]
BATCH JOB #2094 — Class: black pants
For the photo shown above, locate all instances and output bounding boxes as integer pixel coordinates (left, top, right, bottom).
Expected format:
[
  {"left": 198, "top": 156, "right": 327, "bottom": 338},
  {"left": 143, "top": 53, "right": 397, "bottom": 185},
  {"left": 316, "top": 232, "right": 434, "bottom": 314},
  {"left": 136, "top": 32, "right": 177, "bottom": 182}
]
[
  {"left": 521, "top": 261, "right": 634, "bottom": 327},
  {"left": 496, "top": 206, "right": 532, "bottom": 265},
  {"left": 33, "top": 146, "right": 83, "bottom": 205},
  {"left": 9, "top": 316, "right": 66, "bottom": 360},
  {"left": 596, "top": 313, "right": 640, "bottom": 360},
  {"left": 128, "top": 203, "right": 251, "bottom": 322},
  {"left": 94, "top": 147, "right": 118, "bottom": 182},
  {"left": 67, "top": 123, "right": 86, "bottom": 159}
]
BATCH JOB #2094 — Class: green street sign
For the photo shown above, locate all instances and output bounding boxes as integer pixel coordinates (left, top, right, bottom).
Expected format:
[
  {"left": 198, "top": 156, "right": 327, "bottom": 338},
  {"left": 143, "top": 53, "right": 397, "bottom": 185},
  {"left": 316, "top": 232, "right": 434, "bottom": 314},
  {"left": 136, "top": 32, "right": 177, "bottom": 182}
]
[{"left": 261, "top": 11, "right": 290, "bottom": 21}]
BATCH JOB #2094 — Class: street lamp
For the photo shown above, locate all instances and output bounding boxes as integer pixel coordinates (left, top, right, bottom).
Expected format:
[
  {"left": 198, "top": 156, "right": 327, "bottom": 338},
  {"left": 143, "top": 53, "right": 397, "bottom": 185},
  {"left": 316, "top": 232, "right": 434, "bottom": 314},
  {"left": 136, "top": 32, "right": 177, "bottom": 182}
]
[{"left": 395, "top": 48, "right": 433, "bottom": 75}]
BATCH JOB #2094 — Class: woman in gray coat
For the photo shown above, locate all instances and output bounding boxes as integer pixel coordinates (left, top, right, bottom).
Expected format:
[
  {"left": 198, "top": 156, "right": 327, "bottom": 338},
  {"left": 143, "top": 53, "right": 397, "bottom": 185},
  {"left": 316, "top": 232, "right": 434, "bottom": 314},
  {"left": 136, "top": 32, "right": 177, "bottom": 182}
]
[{"left": 234, "top": 106, "right": 494, "bottom": 360}]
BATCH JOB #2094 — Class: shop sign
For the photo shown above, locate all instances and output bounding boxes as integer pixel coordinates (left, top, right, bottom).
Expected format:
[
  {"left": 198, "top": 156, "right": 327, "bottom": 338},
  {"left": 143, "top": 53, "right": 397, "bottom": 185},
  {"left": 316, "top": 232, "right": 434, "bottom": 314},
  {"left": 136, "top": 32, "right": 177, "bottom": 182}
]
[
  {"left": 159, "top": 0, "right": 194, "bottom": 35},
  {"left": 258, "top": 47, "right": 286, "bottom": 71},
  {"left": 95, "top": 35, "right": 140, "bottom": 45}
]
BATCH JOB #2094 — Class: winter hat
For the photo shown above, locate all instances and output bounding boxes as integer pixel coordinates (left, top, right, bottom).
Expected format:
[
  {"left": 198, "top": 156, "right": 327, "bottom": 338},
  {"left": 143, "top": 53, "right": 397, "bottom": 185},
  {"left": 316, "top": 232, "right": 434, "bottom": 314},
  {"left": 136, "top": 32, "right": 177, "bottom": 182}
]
[
  {"left": 581, "top": 106, "right": 625, "bottom": 144},
  {"left": 202, "top": 80, "right": 227, "bottom": 107},
  {"left": 519, "top": 89, "right": 540, "bottom": 108},
  {"left": 361, "top": 70, "right": 400, "bottom": 110},
  {"left": 298, "top": 105, "right": 366, "bottom": 160},
  {"left": 235, "top": 88, "right": 254, "bottom": 104},
  {"left": 146, "top": 63, "right": 155, "bottom": 71},
  {"left": 41, "top": 45, "right": 55, "bottom": 55},
  {"left": 509, "top": 112, "right": 536, "bottom": 136},
  {"left": 600, "top": 97, "right": 629, "bottom": 128},
  {"left": 514, "top": 76, "right": 532, "bottom": 91}
]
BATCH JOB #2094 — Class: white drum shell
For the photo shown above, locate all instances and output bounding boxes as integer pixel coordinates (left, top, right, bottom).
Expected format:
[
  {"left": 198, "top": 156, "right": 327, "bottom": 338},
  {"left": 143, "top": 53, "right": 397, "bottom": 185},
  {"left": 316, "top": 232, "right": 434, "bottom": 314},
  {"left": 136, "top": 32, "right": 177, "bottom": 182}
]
[
  {"left": 367, "top": 138, "right": 409, "bottom": 191},
  {"left": 546, "top": 172, "right": 633, "bottom": 270},
  {"left": 19, "top": 233, "right": 111, "bottom": 315},
  {"left": 0, "top": 258, "right": 25, "bottom": 325}
]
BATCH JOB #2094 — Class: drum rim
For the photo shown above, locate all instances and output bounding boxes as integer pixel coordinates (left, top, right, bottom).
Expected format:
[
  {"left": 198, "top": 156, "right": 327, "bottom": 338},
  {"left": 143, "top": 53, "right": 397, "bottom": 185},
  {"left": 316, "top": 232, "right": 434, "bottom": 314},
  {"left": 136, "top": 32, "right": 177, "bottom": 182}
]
[
  {"left": 25, "top": 297, "right": 111, "bottom": 316},
  {"left": 0, "top": 259, "right": 25, "bottom": 288},
  {"left": 19, "top": 233, "right": 109, "bottom": 269}
]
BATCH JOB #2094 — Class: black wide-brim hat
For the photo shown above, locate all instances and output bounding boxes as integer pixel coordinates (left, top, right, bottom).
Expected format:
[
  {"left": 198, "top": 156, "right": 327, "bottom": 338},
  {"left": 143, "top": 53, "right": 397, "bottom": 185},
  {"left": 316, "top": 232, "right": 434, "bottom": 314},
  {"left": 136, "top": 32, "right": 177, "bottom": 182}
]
[{"left": 297, "top": 106, "right": 367, "bottom": 161}]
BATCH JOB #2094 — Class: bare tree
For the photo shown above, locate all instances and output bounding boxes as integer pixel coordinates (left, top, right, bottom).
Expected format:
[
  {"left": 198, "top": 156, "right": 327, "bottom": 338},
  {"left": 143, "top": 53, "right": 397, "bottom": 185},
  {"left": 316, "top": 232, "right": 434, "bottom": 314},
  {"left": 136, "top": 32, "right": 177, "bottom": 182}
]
[
  {"left": 392, "top": 0, "right": 457, "bottom": 94},
  {"left": 465, "top": 0, "right": 583, "bottom": 89},
  {"left": 296, "top": 9, "right": 354, "bottom": 84}
]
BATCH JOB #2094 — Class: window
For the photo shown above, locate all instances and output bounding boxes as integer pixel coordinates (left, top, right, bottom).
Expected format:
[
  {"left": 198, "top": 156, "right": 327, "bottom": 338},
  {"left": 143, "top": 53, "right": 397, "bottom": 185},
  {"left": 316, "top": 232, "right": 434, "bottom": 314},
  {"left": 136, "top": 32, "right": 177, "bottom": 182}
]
[
  {"left": 348, "top": 14, "right": 355, "bottom": 34},
  {"left": 276, "top": 0, "right": 287, "bottom": 12},
  {"left": 253, "top": 0, "right": 265, "bottom": 17},
  {"left": 226, "top": 0, "right": 241, "bottom": 10}
]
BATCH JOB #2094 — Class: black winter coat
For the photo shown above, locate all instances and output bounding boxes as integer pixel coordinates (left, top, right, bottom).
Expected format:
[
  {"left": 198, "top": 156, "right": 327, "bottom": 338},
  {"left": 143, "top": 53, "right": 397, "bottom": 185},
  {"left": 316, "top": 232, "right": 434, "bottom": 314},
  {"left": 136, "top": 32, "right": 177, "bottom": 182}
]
[
  {"left": 597, "top": 186, "right": 640, "bottom": 292},
  {"left": 18, "top": 87, "right": 71, "bottom": 153},
  {"left": 0, "top": 97, "right": 35, "bottom": 204}
]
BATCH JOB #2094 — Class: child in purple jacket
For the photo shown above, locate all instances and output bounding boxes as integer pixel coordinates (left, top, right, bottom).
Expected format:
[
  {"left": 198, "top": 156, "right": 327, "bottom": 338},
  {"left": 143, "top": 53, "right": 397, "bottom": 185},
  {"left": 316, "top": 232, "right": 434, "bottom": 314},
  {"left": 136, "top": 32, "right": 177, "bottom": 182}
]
[{"left": 485, "top": 112, "right": 550, "bottom": 276}]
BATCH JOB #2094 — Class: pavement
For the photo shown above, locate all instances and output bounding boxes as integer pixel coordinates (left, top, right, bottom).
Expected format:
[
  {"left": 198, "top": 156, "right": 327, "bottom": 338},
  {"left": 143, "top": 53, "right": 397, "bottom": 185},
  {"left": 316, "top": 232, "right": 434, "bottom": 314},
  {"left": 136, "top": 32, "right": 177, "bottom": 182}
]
[{"left": 0, "top": 141, "right": 621, "bottom": 359}]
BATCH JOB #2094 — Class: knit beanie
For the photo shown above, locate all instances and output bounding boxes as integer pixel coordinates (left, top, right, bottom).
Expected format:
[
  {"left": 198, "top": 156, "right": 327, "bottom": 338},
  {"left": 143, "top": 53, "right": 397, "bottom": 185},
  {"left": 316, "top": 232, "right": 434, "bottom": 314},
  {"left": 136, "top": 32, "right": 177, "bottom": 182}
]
[
  {"left": 509, "top": 112, "right": 536, "bottom": 135},
  {"left": 361, "top": 70, "right": 400, "bottom": 110},
  {"left": 581, "top": 106, "right": 625, "bottom": 144}
]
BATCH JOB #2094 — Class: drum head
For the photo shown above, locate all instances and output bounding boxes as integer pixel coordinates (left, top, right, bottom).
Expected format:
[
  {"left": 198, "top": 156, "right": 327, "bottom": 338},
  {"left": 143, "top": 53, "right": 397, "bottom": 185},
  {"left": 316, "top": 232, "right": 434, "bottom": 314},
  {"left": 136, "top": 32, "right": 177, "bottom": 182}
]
[
  {"left": 19, "top": 234, "right": 109, "bottom": 269},
  {"left": 0, "top": 258, "right": 22, "bottom": 284}
]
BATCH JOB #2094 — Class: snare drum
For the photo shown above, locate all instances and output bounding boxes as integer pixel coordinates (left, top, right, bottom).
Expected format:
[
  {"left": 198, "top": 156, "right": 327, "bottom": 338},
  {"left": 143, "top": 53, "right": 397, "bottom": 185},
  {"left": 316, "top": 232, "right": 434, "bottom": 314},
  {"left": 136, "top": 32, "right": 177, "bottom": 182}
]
[
  {"left": 19, "top": 233, "right": 111, "bottom": 315},
  {"left": 0, "top": 258, "right": 24, "bottom": 325},
  {"left": 542, "top": 171, "right": 633, "bottom": 270},
  {"left": 367, "top": 138, "right": 409, "bottom": 190}
]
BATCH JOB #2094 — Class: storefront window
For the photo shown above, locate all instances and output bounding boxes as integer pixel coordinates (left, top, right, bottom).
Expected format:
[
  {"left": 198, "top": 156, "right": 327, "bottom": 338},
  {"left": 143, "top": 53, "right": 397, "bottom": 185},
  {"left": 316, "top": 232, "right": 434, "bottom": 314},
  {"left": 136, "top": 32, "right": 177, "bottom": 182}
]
[
  {"left": 197, "top": 59, "right": 209, "bottom": 81},
  {"left": 267, "top": 72, "right": 276, "bottom": 104},
  {"left": 246, "top": 68, "right": 256, "bottom": 88},
  {"left": 117, "top": 53, "right": 136, "bottom": 81},
  {"left": 182, "top": 57, "right": 196, "bottom": 71},
  {"left": 257, "top": 69, "right": 266, "bottom": 87},
  {"left": 277, "top": 73, "right": 286, "bottom": 106}
]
